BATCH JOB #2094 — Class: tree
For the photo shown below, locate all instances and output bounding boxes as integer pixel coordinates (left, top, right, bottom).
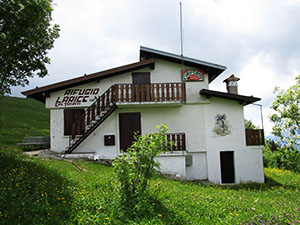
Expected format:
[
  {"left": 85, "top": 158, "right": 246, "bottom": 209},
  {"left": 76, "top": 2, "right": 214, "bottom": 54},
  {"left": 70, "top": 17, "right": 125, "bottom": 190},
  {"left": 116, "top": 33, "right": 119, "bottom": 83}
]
[
  {"left": 113, "top": 124, "right": 173, "bottom": 215},
  {"left": 0, "top": 0, "right": 59, "bottom": 95},
  {"left": 244, "top": 119, "right": 259, "bottom": 130},
  {"left": 269, "top": 75, "right": 300, "bottom": 172}
]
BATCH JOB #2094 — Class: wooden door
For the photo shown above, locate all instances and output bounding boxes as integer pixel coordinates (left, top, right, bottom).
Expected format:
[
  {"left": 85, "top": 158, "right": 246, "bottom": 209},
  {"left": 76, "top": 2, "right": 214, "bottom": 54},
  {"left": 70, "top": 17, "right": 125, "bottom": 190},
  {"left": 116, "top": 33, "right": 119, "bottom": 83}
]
[
  {"left": 132, "top": 72, "right": 150, "bottom": 101},
  {"left": 119, "top": 113, "right": 141, "bottom": 151},
  {"left": 220, "top": 151, "right": 235, "bottom": 183}
]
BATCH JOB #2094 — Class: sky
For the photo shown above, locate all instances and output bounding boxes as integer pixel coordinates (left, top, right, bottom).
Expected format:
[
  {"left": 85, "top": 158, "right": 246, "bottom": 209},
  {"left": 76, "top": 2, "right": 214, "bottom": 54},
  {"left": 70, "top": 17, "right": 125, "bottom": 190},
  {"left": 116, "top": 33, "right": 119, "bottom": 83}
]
[{"left": 10, "top": 0, "right": 300, "bottom": 136}]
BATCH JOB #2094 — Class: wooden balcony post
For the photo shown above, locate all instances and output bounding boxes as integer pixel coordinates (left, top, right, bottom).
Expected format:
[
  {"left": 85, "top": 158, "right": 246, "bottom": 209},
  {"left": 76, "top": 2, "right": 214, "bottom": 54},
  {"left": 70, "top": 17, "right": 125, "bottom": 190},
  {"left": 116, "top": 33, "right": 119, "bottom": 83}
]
[
  {"left": 141, "top": 84, "right": 145, "bottom": 101},
  {"left": 125, "top": 84, "right": 129, "bottom": 102},
  {"left": 101, "top": 95, "right": 105, "bottom": 111},
  {"left": 91, "top": 104, "right": 95, "bottom": 120},
  {"left": 96, "top": 97, "right": 100, "bottom": 115},
  {"left": 136, "top": 85, "right": 140, "bottom": 102},
  {"left": 156, "top": 84, "right": 160, "bottom": 102},
  {"left": 120, "top": 84, "right": 124, "bottom": 102},
  {"left": 171, "top": 134, "right": 176, "bottom": 151},
  {"left": 115, "top": 84, "right": 119, "bottom": 102},
  {"left": 171, "top": 83, "right": 175, "bottom": 100},
  {"left": 161, "top": 84, "right": 165, "bottom": 101},
  {"left": 106, "top": 91, "right": 110, "bottom": 106},
  {"left": 182, "top": 133, "right": 186, "bottom": 150},
  {"left": 151, "top": 84, "right": 155, "bottom": 101},
  {"left": 177, "top": 133, "right": 181, "bottom": 150},
  {"left": 181, "top": 83, "right": 186, "bottom": 101},
  {"left": 146, "top": 84, "right": 150, "bottom": 101},
  {"left": 86, "top": 108, "right": 90, "bottom": 125},
  {"left": 176, "top": 83, "right": 180, "bottom": 101}
]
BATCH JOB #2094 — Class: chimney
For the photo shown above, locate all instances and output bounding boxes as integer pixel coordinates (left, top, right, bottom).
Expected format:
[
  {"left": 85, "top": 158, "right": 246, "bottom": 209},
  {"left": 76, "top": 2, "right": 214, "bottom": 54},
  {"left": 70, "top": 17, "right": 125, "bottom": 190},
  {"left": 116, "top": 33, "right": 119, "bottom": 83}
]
[{"left": 223, "top": 74, "right": 240, "bottom": 94}]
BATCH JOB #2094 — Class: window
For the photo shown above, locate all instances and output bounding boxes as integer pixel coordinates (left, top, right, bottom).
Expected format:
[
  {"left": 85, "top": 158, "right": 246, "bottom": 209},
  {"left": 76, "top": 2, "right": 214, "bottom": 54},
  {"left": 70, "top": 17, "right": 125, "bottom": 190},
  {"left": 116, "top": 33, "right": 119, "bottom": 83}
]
[{"left": 64, "top": 109, "right": 85, "bottom": 136}]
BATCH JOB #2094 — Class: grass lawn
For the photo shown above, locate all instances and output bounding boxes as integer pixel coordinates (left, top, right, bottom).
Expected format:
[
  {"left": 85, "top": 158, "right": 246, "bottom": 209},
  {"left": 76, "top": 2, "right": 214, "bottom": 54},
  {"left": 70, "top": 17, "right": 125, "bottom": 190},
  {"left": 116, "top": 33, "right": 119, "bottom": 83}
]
[
  {"left": 0, "top": 147, "right": 299, "bottom": 225},
  {"left": 0, "top": 96, "right": 50, "bottom": 146},
  {"left": 1, "top": 96, "right": 299, "bottom": 224}
]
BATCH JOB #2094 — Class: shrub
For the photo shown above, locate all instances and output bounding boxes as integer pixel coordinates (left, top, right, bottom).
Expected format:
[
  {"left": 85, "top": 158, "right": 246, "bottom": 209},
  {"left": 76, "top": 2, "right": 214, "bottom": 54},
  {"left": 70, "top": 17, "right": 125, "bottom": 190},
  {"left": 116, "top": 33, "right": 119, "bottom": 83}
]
[
  {"left": 112, "top": 124, "right": 172, "bottom": 216},
  {"left": 263, "top": 140, "right": 300, "bottom": 173}
]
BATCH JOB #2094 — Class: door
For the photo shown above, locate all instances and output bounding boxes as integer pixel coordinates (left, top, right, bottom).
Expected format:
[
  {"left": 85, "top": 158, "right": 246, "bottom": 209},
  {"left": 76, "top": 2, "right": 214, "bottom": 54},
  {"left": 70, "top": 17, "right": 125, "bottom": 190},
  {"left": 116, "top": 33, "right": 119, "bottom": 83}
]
[
  {"left": 119, "top": 113, "right": 141, "bottom": 151},
  {"left": 220, "top": 151, "right": 235, "bottom": 183},
  {"left": 132, "top": 72, "right": 150, "bottom": 101}
]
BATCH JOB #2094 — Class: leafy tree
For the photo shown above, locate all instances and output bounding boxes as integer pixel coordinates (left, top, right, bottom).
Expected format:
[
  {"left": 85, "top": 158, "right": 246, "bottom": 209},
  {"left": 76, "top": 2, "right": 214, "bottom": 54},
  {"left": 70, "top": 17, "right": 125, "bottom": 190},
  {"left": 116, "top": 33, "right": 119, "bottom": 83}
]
[
  {"left": 0, "top": 0, "right": 59, "bottom": 95},
  {"left": 113, "top": 124, "right": 173, "bottom": 215},
  {"left": 244, "top": 119, "right": 259, "bottom": 130},
  {"left": 268, "top": 75, "right": 300, "bottom": 172}
]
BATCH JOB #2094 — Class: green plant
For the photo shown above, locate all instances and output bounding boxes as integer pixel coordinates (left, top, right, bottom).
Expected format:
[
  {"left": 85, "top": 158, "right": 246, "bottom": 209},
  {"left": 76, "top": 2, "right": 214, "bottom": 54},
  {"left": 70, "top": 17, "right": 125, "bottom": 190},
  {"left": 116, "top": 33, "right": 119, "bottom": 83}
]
[
  {"left": 112, "top": 124, "right": 172, "bottom": 214},
  {"left": 263, "top": 140, "right": 300, "bottom": 173},
  {"left": 268, "top": 75, "right": 300, "bottom": 173},
  {"left": 0, "top": 0, "right": 60, "bottom": 95},
  {"left": 245, "top": 119, "right": 259, "bottom": 129}
]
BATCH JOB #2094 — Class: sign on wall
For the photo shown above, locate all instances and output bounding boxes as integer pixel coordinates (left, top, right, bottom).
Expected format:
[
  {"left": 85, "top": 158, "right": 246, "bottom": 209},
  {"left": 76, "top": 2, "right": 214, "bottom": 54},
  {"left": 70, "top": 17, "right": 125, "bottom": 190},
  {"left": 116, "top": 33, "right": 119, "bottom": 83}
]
[
  {"left": 182, "top": 69, "right": 204, "bottom": 81},
  {"left": 55, "top": 88, "right": 100, "bottom": 107}
]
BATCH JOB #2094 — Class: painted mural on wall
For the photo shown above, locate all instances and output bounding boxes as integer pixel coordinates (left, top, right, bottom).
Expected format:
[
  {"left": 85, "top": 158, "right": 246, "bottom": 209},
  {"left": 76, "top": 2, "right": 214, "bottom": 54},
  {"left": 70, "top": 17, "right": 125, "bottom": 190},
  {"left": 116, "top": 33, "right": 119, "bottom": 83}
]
[
  {"left": 213, "top": 114, "right": 230, "bottom": 136},
  {"left": 55, "top": 88, "right": 100, "bottom": 107}
]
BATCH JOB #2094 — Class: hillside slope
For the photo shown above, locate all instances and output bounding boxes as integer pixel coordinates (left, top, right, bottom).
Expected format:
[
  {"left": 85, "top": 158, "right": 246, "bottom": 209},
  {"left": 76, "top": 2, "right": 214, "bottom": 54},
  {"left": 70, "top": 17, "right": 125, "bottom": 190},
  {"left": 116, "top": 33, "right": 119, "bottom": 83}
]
[{"left": 0, "top": 96, "right": 50, "bottom": 146}]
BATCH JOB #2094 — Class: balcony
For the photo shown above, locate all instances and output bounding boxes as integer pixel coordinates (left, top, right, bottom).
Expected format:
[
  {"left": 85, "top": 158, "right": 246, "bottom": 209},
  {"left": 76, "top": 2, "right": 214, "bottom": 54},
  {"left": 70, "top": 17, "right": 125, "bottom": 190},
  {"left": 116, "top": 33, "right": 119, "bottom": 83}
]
[
  {"left": 245, "top": 129, "right": 265, "bottom": 146},
  {"left": 114, "top": 83, "right": 186, "bottom": 105}
]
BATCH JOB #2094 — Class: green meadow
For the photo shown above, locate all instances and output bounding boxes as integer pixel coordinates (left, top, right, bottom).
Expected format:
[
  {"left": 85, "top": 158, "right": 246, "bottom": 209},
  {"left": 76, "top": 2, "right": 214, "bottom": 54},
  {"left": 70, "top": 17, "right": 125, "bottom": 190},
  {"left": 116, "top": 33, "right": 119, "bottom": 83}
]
[{"left": 0, "top": 96, "right": 299, "bottom": 224}]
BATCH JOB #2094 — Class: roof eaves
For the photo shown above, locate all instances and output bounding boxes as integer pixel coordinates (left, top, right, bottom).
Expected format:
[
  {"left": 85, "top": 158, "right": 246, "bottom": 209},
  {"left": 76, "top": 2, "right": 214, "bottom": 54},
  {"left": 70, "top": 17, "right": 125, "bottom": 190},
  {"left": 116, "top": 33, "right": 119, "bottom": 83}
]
[
  {"left": 199, "top": 89, "right": 261, "bottom": 106},
  {"left": 22, "top": 58, "right": 155, "bottom": 97}
]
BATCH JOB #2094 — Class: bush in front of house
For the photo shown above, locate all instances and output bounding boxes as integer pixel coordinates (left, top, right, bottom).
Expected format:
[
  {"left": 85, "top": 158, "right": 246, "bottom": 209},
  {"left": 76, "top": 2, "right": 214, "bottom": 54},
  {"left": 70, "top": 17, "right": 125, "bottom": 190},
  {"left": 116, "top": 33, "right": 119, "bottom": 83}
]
[{"left": 112, "top": 124, "right": 173, "bottom": 219}]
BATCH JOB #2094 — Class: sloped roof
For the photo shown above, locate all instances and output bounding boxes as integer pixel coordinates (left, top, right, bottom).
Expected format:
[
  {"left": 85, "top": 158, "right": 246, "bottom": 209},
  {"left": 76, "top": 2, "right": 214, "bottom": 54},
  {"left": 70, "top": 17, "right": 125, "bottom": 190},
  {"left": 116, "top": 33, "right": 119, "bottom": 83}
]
[
  {"left": 23, "top": 46, "right": 227, "bottom": 102},
  {"left": 140, "top": 46, "right": 226, "bottom": 83},
  {"left": 22, "top": 58, "right": 155, "bottom": 102},
  {"left": 200, "top": 89, "right": 260, "bottom": 105}
]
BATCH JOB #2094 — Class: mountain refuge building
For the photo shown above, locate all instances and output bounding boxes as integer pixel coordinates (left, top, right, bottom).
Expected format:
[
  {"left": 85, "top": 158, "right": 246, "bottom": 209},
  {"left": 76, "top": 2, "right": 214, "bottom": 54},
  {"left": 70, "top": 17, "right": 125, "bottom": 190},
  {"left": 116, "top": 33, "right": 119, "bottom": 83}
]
[{"left": 23, "top": 46, "right": 265, "bottom": 184}]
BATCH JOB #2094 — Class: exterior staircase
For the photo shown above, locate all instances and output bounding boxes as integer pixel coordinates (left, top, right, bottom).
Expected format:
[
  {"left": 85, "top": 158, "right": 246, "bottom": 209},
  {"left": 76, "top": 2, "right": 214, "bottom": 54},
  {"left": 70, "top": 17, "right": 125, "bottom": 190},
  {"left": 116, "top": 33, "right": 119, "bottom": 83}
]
[
  {"left": 64, "top": 85, "right": 117, "bottom": 154},
  {"left": 63, "top": 82, "right": 187, "bottom": 154}
]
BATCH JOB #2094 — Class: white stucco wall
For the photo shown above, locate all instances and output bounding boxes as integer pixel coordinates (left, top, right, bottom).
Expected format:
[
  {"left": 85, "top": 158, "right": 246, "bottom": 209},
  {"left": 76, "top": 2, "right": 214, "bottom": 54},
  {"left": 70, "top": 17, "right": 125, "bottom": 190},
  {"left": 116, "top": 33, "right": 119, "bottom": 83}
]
[
  {"left": 235, "top": 147, "right": 265, "bottom": 183},
  {"left": 50, "top": 108, "right": 69, "bottom": 152},
  {"left": 73, "top": 111, "right": 119, "bottom": 159},
  {"left": 45, "top": 58, "right": 264, "bottom": 184},
  {"left": 47, "top": 59, "right": 208, "bottom": 152},
  {"left": 186, "top": 152, "right": 208, "bottom": 180},
  {"left": 155, "top": 153, "right": 186, "bottom": 178},
  {"left": 202, "top": 97, "right": 264, "bottom": 184}
]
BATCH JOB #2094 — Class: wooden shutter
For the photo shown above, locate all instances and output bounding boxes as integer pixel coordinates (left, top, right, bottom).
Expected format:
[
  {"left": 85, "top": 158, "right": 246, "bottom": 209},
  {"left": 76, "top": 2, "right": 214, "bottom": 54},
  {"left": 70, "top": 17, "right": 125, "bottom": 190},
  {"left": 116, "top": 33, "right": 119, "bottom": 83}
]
[{"left": 64, "top": 109, "right": 85, "bottom": 135}]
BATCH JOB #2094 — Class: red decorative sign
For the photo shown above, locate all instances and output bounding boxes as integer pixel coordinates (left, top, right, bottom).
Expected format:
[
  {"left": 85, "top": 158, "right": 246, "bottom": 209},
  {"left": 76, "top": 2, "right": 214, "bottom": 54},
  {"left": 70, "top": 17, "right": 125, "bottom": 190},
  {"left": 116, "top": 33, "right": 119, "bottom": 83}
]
[{"left": 182, "top": 70, "right": 204, "bottom": 81}]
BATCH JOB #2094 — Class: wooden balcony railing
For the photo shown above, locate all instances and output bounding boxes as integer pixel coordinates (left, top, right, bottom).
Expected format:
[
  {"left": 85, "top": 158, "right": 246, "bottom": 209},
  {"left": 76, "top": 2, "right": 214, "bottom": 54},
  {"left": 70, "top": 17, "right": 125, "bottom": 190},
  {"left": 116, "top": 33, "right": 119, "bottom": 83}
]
[
  {"left": 245, "top": 129, "right": 265, "bottom": 146},
  {"left": 166, "top": 133, "right": 186, "bottom": 151},
  {"left": 114, "top": 83, "right": 186, "bottom": 103}
]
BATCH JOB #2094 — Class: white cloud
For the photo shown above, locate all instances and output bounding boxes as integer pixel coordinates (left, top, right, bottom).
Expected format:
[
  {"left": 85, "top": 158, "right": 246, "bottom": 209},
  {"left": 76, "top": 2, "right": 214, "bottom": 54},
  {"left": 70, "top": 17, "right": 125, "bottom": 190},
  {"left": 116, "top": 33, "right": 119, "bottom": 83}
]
[{"left": 9, "top": 0, "right": 300, "bottom": 139}]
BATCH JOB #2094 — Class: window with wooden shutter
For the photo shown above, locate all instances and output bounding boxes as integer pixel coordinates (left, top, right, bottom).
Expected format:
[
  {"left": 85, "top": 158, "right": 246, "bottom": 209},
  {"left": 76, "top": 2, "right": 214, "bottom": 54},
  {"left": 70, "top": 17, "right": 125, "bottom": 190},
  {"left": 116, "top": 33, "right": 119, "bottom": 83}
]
[{"left": 64, "top": 109, "right": 85, "bottom": 136}]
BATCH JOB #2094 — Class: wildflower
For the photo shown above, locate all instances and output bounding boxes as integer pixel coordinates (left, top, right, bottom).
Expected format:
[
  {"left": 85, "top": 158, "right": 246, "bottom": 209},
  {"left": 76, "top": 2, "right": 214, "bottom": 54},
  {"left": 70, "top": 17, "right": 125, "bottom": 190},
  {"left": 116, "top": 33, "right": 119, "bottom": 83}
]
[
  {"left": 158, "top": 214, "right": 162, "bottom": 217},
  {"left": 106, "top": 217, "right": 109, "bottom": 220},
  {"left": 78, "top": 218, "right": 82, "bottom": 222}
]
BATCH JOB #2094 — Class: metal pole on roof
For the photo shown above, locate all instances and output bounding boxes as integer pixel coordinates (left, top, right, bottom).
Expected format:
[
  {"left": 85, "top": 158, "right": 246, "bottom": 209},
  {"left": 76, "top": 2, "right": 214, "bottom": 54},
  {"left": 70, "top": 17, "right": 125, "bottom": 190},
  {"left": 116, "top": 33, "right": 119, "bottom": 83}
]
[{"left": 180, "top": 2, "right": 184, "bottom": 68}]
